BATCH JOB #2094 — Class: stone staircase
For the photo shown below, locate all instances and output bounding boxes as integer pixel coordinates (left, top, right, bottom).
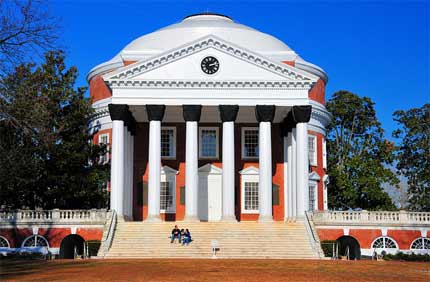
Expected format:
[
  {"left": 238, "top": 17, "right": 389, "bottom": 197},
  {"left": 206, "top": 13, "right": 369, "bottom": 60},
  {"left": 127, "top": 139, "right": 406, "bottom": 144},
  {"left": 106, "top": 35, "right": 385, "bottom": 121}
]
[{"left": 104, "top": 220, "right": 321, "bottom": 259}]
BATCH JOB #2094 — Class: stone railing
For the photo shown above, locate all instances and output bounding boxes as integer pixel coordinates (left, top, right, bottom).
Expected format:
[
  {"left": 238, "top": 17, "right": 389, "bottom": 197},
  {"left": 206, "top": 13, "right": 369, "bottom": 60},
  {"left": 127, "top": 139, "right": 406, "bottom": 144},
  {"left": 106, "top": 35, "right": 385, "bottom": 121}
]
[
  {"left": 312, "top": 210, "right": 430, "bottom": 226},
  {"left": 0, "top": 209, "right": 108, "bottom": 225}
]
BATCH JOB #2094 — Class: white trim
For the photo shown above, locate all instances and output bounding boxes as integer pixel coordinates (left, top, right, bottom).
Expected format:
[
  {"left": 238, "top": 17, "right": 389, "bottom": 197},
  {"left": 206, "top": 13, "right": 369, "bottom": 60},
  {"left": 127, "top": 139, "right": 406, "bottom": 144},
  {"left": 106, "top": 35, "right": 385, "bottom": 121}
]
[
  {"left": 241, "top": 127, "right": 259, "bottom": 160},
  {"left": 161, "top": 126, "right": 176, "bottom": 160},
  {"left": 98, "top": 133, "right": 110, "bottom": 164},
  {"left": 322, "top": 138, "right": 327, "bottom": 169},
  {"left": 198, "top": 163, "right": 223, "bottom": 174},
  {"left": 199, "top": 126, "right": 219, "bottom": 159},
  {"left": 240, "top": 166, "right": 260, "bottom": 214},
  {"left": 160, "top": 165, "right": 178, "bottom": 214},
  {"left": 308, "top": 134, "right": 317, "bottom": 167},
  {"left": 323, "top": 175, "right": 329, "bottom": 210},
  {"left": 371, "top": 236, "right": 399, "bottom": 255}
]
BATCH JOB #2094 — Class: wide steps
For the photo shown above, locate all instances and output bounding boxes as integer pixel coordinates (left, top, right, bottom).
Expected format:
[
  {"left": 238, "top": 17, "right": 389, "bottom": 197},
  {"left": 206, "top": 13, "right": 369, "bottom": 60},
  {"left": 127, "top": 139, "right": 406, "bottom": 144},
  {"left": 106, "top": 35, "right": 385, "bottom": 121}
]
[{"left": 104, "top": 221, "right": 319, "bottom": 259}]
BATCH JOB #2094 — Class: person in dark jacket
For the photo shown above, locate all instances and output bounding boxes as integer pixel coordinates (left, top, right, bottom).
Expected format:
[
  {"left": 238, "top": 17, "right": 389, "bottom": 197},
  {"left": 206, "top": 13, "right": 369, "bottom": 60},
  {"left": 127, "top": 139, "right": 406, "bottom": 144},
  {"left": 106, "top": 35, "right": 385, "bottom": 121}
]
[
  {"left": 182, "top": 229, "right": 192, "bottom": 246},
  {"left": 170, "top": 225, "right": 181, "bottom": 243}
]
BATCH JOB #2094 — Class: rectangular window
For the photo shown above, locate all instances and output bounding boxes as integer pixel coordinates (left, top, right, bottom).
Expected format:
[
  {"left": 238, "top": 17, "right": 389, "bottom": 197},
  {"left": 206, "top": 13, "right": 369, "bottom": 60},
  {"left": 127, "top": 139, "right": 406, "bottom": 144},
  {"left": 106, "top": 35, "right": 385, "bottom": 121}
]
[
  {"left": 308, "top": 135, "right": 317, "bottom": 166},
  {"left": 309, "top": 184, "right": 316, "bottom": 211},
  {"left": 242, "top": 128, "right": 259, "bottom": 159},
  {"left": 161, "top": 127, "right": 176, "bottom": 159},
  {"left": 323, "top": 138, "right": 327, "bottom": 169},
  {"left": 160, "top": 181, "right": 174, "bottom": 212},
  {"left": 98, "top": 133, "right": 110, "bottom": 164},
  {"left": 244, "top": 182, "right": 259, "bottom": 212},
  {"left": 199, "top": 127, "right": 219, "bottom": 159}
]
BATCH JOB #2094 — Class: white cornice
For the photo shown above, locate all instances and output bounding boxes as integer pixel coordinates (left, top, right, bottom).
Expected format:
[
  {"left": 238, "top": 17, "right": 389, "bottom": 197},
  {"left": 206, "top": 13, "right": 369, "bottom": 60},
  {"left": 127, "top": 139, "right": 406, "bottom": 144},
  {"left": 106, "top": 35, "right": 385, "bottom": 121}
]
[{"left": 103, "top": 36, "right": 319, "bottom": 90}]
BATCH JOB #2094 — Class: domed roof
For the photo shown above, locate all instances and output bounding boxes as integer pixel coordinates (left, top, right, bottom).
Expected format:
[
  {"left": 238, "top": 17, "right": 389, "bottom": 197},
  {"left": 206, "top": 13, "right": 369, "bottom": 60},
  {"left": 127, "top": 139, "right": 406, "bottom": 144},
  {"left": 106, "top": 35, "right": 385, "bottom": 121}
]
[
  {"left": 87, "top": 13, "right": 327, "bottom": 82},
  {"left": 122, "top": 13, "right": 294, "bottom": 57}
]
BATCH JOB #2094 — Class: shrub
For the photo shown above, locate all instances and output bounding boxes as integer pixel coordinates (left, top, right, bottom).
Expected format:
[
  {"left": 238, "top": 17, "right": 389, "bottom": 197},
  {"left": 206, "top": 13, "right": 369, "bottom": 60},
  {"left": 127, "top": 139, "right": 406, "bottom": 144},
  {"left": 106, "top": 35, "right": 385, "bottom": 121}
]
[
  {"left": 383, "top": 252, "right": 430, "bottom": 262},
  {"left": 86, "top": 240, "right": 101, "bottom": 257},
  {"left": 320, "top": 240, "right": 337, "bottom": 258}
]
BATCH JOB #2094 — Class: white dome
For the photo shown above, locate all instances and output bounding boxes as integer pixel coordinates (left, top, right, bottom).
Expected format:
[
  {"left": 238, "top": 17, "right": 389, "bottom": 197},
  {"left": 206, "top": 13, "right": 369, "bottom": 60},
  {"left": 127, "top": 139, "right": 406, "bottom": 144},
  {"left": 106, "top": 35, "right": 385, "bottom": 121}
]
[
  {"left": 87, "top": 13, "right": 327, "bottom": 82},
  {"left": 122, "top": 14, "right": 294, "bottom": 57}
]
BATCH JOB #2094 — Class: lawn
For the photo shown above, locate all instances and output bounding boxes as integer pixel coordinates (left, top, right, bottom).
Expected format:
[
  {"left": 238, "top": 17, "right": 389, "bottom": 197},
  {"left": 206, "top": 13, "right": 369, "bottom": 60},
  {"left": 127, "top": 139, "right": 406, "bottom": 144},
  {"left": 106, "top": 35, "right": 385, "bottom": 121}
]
[{"left": 1, "top": 259, "right": 429, "bottom": 282}]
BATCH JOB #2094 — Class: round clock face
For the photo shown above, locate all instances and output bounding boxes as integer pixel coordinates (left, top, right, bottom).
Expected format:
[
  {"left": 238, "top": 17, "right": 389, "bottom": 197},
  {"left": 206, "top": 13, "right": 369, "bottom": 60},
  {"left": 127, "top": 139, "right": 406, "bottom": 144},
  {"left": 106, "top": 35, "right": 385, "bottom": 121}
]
[{"left": 201, "top": 56, "right": 219, "bottom": 74}]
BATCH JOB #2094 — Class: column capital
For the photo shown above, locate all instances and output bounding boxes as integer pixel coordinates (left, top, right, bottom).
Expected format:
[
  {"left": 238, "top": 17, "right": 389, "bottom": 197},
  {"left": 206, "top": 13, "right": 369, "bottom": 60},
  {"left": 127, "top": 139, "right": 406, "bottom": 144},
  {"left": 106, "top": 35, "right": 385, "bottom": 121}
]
[
  {"left": 146, "top": 105, "right": 166, "bottom": 121},
  {"left": 183, "top": 105, "right": 202, "bottom": 122},
  {"left": 219, "top": 105, "right": 239, "bottom": 122},
  {"left": 292, "top": 105, "right": 312, "bottom": 123},
  {"left": 255, "top": 105, "right": 276, "bottom": 122},
  {"left": 108, "top": 104, "right": 129, "bottom": 121}
]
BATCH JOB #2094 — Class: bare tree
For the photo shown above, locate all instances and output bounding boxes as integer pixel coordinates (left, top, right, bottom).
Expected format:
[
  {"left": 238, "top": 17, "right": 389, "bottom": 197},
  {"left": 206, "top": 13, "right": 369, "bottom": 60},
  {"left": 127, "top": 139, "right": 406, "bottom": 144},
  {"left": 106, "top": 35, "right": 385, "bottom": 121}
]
[{"left": 0, "top": 0, "right": 59, "bottom": 73}]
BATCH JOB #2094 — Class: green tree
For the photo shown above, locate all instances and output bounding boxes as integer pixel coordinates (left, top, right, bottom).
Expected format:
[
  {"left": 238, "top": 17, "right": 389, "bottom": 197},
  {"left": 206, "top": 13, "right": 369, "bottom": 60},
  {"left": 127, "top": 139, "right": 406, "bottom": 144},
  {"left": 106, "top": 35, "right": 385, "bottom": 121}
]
[
  {"left": 0, "top": 51, "right": 109, "bottom": 210},
  {"left": 393, "top": 104, "right": 430, "bottom": 211},
  {"left": 326, "top": 90, "right": 398, "bottom": 210}
]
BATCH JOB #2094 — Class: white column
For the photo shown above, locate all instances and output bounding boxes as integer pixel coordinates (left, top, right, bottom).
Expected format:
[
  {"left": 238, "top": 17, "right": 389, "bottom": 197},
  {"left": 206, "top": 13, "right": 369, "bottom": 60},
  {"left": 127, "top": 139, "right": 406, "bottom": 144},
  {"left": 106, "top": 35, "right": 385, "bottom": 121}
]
[
  {"left": 284, "top": 133, "right": 293, "bottom": 221},
  {"left": 258, "top": 121, "right": 273, "bottom": 222},
  {"left": 129, "top": 135, "right": 134, "bottom": 218},
  {"left": 123, "top": 130, "right": 129, "bottom": 219},
  {"left": 185, "top": 121, "right": 199, "bottom": 221},
  {"left": 222, "top": 121, "right": 236, "bottom": 221},
  {"left": 147, "top": 120, "right": 162, "bottom": 222},
  {"left": 291, "top": 128, "right": 297, "bottom": 219},
  {"left": 296, "top": 122, "right": 309, "bottom": 217},
  {"left": 111, "top": 120, "right": 125, "bottom": 216}
]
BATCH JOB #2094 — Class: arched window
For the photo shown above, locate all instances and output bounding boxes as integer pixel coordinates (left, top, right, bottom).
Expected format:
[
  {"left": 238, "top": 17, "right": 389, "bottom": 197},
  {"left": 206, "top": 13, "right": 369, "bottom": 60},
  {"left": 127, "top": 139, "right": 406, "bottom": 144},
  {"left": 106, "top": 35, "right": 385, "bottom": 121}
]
[
  {"left": 22, "top": 235, "right": 49, "bottom": 248},
  {"left": 372, "top": 236, "right": 398, "bottom": 249},
  {"left": 411, "top": 237, "right": 430, "bottom": 250},
  {"left": 0, "top": 236, "right": 10, "bottom": 248}
]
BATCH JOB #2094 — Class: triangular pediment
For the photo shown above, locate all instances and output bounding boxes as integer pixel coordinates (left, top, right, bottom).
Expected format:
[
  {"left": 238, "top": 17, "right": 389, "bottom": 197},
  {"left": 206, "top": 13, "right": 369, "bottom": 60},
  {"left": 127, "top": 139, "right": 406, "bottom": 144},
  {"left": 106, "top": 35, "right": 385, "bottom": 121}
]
[
  {"left": 198, "top": 163, "right": 222, "bottom": 174},
  {"left": 161, "top": 165, "right": 179, "bottom": 175},
  {"left": 239, "top": 166, "right": 259, "bottom": 175},
  {"left": 103, "top": 36, "right": 318, "bottom": 89}
]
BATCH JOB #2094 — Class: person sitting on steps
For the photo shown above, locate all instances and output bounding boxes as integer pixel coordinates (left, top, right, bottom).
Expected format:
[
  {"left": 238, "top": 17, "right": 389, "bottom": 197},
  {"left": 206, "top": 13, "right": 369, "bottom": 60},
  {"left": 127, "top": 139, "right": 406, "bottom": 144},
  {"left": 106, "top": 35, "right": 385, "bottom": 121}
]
[
  {"left": 170, "top": 225, "right": 181, "bottom": 243},
  {"left": 180, "top": 229, "right": 185, "bottom": 244},
  {"left": 182, "top": 229, "right": 192, "bottom": 246}
]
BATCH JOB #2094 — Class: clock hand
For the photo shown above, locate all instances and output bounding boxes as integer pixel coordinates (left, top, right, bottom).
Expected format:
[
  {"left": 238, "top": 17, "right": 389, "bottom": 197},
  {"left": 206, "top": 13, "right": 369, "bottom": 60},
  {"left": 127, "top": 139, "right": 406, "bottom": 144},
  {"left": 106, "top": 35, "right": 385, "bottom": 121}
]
[{"left": 209, "top": 62, "right": 219, "bottom": 66}]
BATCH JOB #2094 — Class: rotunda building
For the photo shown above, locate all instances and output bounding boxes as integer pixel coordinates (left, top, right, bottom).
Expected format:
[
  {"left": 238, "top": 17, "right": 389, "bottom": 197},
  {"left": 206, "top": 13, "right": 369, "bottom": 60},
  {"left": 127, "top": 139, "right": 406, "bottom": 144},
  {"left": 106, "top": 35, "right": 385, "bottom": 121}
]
[{"left": 88, "top": 13, "right": 331, "bottom": 222}]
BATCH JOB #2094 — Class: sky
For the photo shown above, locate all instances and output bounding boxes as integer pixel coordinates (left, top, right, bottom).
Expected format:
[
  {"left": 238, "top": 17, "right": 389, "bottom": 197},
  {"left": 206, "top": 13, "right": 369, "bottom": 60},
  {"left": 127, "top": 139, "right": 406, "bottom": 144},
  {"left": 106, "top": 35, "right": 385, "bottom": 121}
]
[{"left": 51, "top": 0, "right": 429, "bottom": 141}]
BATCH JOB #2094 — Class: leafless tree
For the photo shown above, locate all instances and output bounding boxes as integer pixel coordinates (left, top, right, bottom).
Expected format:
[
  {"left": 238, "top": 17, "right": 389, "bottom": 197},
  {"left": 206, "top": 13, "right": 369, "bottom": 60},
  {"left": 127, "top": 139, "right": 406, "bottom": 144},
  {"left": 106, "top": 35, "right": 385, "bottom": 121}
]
[{"left": 0, "top": 0, "right": 59, "bottom": 73}]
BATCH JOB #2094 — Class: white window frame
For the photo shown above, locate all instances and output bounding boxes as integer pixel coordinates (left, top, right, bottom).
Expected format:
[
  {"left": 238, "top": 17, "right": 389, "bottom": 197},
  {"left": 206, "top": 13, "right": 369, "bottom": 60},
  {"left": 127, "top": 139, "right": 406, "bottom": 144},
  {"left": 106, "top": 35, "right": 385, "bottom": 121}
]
[
  {"left": 21, "top": 235, "right": 49, "bottom": 248},
  {"left": 371, "top": 236, "right": 399, "bottom": 255},
  {"left": 160, "top": 166, "right": 178, "bottom": 214},
  {"left": 199, "top": 126, "right": 219, "bottom": 159},
  {"left": 98, "top": 133, "right": 110, "bottom": 164},
  {"left": 241, "top": 127, "right": 259, "bottom": 160},
  {"left": 240, "top": 166, "right": 260, "bottom": 214},
  {"left": 161, "top": 127, "right": 176, "bottom": 160},
  {"left": 0, "top": 235, "right": 10, "bottom": 248},
  {"left": 309, "top": 171, "right": 320, "bottom": 211},
  {"left": 308, "top": 134, "right": 317, "bottom": 167}
]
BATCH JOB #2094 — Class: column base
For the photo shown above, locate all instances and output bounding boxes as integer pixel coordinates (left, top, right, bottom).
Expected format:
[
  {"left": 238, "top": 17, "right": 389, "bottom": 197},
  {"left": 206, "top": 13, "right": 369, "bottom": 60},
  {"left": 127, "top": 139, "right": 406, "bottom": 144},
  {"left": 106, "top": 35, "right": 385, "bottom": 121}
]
[
  {"left": 221, "top": 215, "right": 238, "bottom": 223},
  {"left": 182, "top": 215, "right": 200, "bottom": 222},
  {"left": 258, "top": 215, "right": 274, "bottom": 223},
  {"left": 145, "top": 214, "right": 162, "bottom": 222}
]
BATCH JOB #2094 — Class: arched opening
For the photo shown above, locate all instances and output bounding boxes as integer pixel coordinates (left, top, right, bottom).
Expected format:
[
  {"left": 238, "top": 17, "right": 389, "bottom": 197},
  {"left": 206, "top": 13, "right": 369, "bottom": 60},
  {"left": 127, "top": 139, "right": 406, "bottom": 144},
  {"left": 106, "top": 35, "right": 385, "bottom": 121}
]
[
  {"left": 59, "top": 234, "right": 85, "bottom": 259},
  {"left": 337, "top": 235, "right": 361, "bottom": 260}
]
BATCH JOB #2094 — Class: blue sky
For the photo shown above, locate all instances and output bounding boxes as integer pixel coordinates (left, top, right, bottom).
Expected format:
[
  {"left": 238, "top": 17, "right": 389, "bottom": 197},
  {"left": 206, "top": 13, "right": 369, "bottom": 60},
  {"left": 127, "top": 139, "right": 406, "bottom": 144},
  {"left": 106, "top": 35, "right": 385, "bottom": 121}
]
[{"left": 52, "top": 0, "right": 429, "bottom": 140}]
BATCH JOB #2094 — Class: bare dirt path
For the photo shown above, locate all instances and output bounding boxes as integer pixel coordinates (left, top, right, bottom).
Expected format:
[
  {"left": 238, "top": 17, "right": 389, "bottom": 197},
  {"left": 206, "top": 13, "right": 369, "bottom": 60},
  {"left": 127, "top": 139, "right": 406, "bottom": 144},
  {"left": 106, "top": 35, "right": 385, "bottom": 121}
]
[{"left": 1, "top": 259, "right": 429, "bottom": 282}]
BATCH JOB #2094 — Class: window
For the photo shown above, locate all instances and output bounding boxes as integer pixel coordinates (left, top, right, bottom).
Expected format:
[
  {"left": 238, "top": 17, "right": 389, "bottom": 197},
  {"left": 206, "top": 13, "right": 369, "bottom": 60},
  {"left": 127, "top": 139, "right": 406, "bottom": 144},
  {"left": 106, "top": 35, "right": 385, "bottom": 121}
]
[
  {"left": 411, "top": 237, "right": 430, "bottom": 250},
  {"left": 322, "top": 138, "right": 327, "bottom": 169},
  {"left": 308, "top": 135, "right": 317, "bottom": 166},
  {"left": 309, "top": 184, "right": 316, "bottom": 211},
  {"left": 242, "top": 127, "right": 259, "bottom": 159},
  {"left": 160, "top": 181, "right": 174, "bottom": 213},
  {"left": 98, "top": 133, "right": 110, "bottom": 164},
  {"left": 372, "top": 236, "right": 397, "bottom": 249},
  {"left": 161, "top": 127, "right": 176, "bottom": 159},
  {"left": 244, "top": 182, "right": 259, "bottom": 212},
  {"left": 199, "top": 127, "right": 219, "bottom": 159},
  {"left": 22, "top": 235, "right": 49, "bottom": 248},
  {"left": 0, "top": 236, "right": 9, "bottom": 248}
]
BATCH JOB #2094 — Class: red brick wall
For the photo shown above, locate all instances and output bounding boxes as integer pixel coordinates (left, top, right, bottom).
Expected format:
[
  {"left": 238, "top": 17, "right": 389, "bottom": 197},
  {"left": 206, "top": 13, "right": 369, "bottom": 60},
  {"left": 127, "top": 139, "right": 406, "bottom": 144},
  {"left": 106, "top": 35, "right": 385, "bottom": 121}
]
[
  {"left": 89, "top": 75, "right": 112, "bottom": 103},
  {"left": 309, "top": 79, "right": 325, "bottom": 105}
]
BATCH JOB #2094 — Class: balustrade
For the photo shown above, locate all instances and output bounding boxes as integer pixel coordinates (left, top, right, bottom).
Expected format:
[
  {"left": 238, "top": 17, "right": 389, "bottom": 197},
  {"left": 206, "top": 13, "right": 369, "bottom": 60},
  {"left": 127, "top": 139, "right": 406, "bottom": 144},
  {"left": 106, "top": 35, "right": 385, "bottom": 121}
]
[{"left": 0, "top": 209, "right": 107, "bottom": 224}]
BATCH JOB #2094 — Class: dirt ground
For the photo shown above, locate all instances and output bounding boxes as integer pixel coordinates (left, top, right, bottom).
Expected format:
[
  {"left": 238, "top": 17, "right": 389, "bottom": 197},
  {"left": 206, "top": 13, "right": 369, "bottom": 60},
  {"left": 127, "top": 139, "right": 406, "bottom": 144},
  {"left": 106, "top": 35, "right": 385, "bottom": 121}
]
[{"left": 0, "top": 259, "right": 429, "bottom": 282}]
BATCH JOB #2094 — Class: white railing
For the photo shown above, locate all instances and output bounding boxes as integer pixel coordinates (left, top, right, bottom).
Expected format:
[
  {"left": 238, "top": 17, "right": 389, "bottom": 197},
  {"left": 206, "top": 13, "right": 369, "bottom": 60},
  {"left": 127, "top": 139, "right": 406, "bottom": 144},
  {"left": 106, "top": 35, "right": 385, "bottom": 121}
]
[
  {"left": 0, "top": 209, "right": 108, "bottom": 224},
  {"left": 312, "top": 210, "right": 430, "bottom": 226}
]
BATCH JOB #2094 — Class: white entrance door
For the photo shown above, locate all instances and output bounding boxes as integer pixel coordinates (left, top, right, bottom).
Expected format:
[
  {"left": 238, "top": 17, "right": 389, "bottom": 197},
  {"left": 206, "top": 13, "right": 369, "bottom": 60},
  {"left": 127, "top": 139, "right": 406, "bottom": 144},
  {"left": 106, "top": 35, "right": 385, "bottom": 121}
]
[{"left": 198, "top": 164, "right": 222, "bottom": 221}]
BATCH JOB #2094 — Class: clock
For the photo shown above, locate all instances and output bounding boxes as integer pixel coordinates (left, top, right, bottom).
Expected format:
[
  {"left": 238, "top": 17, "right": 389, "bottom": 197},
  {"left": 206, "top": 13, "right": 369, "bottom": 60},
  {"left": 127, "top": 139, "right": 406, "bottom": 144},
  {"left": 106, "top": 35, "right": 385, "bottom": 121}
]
[{"left": 201, "top": 56, "right": 219, "bottom": 74}]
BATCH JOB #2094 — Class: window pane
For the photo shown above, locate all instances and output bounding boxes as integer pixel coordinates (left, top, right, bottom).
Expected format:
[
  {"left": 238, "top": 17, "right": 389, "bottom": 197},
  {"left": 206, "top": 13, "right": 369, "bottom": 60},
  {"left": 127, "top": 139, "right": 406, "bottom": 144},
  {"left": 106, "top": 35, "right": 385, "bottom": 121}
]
[
  {"left": 244, "top": 129, "right": 259, "bottom": 157},
  {"left": 201, "top": 129, "right": 217, "bottom": 157},
  {"left": 244, "top": 182, "right": 259, "bottom": 211},
  {"left": 308, "top": 136, "right": 315, "bottom": 165},
  {"left": 309, "top": 185, "right": 316, "bottom": 211},
  {"left": 160, "top": 182, "right": 174, "bottom": 211},
  {"left": 161, "top": 129, "right": 174, "bottom": 157}
]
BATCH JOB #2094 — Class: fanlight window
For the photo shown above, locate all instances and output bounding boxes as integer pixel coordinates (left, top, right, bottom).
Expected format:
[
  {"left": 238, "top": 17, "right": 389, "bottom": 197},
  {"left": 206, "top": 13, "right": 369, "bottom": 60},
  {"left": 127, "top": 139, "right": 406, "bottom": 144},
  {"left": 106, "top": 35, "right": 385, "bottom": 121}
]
[
  {"left": 372, "top": 236, "right": 397, "bottom": 249},
  {"left": 22, "top": 235, "right": 49, "bottom": 248},
  {"left": 0, "top": 236, "right": 10, "bottom": 248},
  {"left": 411, "top": 237, "right": 430, "bottom": 250}
]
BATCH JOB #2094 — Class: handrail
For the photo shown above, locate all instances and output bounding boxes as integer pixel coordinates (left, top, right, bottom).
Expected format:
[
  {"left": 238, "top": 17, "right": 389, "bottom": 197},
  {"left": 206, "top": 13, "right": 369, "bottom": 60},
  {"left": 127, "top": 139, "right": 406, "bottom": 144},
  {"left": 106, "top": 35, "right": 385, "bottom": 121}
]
[
  {"left": 97, "top": 210, "right": 117, "bottom": 257},
  {"left": 305, "top": 211, "right": 319, "bottom": 243}
]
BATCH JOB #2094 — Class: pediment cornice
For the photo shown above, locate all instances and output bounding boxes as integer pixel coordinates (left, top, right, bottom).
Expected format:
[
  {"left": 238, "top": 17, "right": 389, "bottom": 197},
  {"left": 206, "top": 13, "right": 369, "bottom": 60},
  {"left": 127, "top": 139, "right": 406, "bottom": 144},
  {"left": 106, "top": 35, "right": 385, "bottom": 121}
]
[{"left": 103, "top": 36, "right": 318, "bottom": 90}]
